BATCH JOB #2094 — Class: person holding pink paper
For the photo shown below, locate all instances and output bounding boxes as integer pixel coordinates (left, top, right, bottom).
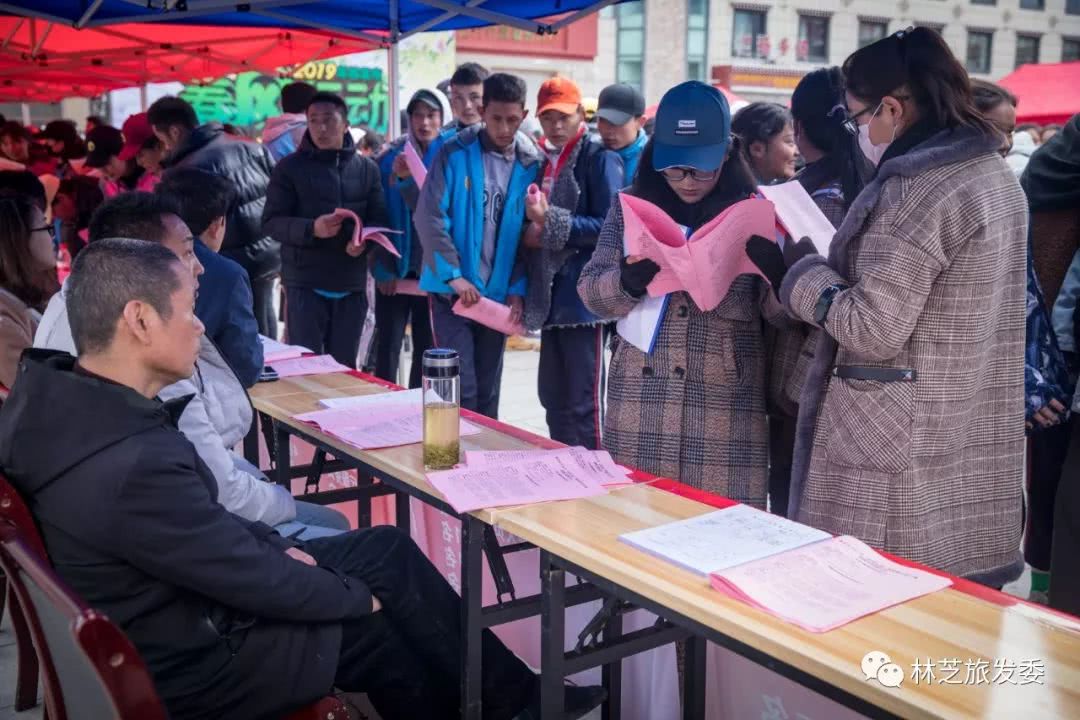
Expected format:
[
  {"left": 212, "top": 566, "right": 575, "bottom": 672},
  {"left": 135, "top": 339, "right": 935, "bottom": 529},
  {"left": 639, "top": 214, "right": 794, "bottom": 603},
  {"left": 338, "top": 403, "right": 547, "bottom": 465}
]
[
  {"left": 372, "top": 90, "right": 444, "bottom": 388},
  {"left": 578, "top": 81, "right": 792, "bottom": 506},
  {"left": 263, "top": 91, "right": 389, "bottom": 368}
]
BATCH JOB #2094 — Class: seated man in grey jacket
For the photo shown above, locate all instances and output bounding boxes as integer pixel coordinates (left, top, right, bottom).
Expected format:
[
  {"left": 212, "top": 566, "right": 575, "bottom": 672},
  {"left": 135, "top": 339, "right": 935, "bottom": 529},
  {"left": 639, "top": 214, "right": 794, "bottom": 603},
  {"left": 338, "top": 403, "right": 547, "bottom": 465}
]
[{"left": 33, "top": 192, "right": 348, "bottom": 538}]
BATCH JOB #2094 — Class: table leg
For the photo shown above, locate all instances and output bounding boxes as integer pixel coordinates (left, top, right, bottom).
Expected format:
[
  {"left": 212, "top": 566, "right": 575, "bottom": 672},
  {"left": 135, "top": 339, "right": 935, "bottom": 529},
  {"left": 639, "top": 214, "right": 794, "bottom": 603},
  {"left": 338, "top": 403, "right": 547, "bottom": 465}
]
[
  {"left": 242, "top": 413, "right": 259, "bottom": 465},
  {"left": 601, "top": 611, "right": 623, "bottom": 720},
  {"left": 540, "top": 550, "right": 566, "bottom": 720},
  {"left": 682, "top": 634, "right": 707, "bottom": 720},
  {"left": 395, "top": 491, "right": 411, "bottom": 534},
  {"left": 273, "top": 423, "right": 291, "bottom": 487},
  {"left": 356, "top": 473, "right": 373, "bottom": 528},
  {"left": 460, "top": 515, "right": 484, "bottom": 720}
]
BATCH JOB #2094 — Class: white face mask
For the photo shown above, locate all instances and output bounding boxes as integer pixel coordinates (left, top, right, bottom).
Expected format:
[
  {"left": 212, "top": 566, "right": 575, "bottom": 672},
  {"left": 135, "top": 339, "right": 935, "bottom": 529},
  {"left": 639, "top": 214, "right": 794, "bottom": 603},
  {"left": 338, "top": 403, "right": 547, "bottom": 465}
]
[{"left": 857, "top": 102, "right": 898, "bottom": 166}]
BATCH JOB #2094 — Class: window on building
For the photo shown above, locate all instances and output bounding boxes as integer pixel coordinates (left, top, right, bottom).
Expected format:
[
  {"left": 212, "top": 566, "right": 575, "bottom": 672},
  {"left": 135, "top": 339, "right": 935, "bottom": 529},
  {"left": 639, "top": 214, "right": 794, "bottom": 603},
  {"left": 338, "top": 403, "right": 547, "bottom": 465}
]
[
  {"left": 732, "top": 8, "right": 767, "bottom": 60},
  {"left": 858, "top": 20, "right": 888, "bottom": 48},
  {"left": 615, "top": 1, "right": 645, "bottom": 92},
  {"left": 966, "top": 30, "right": 993, "bottom": 74},
  {"left": 970, "top": 0, "right": 996, "bottom": 5},
  {"left": 798, "top": 15, "right": 830, "bottom": 62},
  {"left": 1019, "top": 0, "right": 1045, "bottom": 9},
  {"left": 1064, "top": 37, "right": 1080, "bottom": 61},
  {"left": 687, "top": 0, "right": 709, "bottom": 81},
  {"left": 1015, "top": 34, "right": 1040, "bottom": 67},
  {"left": 1068, "top": 0, "right": 1080, "bottom": 15}
]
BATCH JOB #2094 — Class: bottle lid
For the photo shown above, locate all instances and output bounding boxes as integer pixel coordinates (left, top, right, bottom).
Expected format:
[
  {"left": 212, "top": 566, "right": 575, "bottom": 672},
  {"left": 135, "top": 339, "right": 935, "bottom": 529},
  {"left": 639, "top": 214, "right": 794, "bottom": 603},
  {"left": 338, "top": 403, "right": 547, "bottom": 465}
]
[{"left": 423, "top": 348, "right": 459, "bottom": 369}]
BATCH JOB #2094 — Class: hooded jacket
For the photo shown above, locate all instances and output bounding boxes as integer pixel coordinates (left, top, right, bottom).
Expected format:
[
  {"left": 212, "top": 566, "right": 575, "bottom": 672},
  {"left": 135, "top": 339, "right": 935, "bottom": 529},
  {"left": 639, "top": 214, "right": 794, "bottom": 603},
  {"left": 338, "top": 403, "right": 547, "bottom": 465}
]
[
  {"left": 0, "top": 350, "right": 373, "bottom": 719},
  {"left": 33, "top": 281, "right": 293, "bottom": 527},
  {"left": 261, "top": 113, "right": 308, "bottom": 162},
  {"left": 167, "top": 123, "right": 280, "bottom": 278},
  {"left": 262, "top": 132, "right": 389, "bottom": 293}
]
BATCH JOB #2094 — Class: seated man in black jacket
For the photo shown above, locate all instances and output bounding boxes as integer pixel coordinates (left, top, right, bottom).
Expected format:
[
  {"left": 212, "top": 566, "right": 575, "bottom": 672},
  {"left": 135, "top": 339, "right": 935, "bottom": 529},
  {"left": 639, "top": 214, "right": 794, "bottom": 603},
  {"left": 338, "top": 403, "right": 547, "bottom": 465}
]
[
  {"left": 263, "top": 91, "right": 389, "bottom": 368},
  {"left": 0, "top": 239, "right": 602, "bottom": 720},
  {"left": 148, "top": 95, "right": 280, "bottom": 339}
]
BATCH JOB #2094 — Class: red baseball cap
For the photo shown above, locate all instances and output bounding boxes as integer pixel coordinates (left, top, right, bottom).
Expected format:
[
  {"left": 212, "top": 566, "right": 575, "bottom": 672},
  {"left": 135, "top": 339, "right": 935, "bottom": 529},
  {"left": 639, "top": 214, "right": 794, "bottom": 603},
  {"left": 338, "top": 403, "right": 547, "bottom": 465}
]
[
  {"left": 118, "top": 113, "right": 153, "bottom": 162},
  {"left": 537, "top": 77, "right": 583, "bottom": 116}
]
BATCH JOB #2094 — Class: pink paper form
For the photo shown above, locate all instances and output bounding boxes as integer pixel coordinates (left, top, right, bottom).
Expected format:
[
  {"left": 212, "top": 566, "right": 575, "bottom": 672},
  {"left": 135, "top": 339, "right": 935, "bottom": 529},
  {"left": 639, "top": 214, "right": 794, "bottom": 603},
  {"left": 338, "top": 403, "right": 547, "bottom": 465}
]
[
  {"left": 464, "top": 448, "right": 633, "bottom": 487},
  {"left": 709, "top": 535, "right": 953, "bottom": 633},
  {"left": 402, "top": 140, "right": 428, "bottom": 189},
  {"left": 452, "top": 297, "right": 526, "bottom": 336},
  {"left": 295, "top": 404, "right": 482, "bottom": 450},
  {"left": 269, "top": 354, "right": 350, "bottom": 378},
  {"left": 426, "top": 452, "right": 609, "bottom": 513},
  {"left": 620, "top": 194, "right": 775, "bottom": 311},
  {"left": 333, "top": 208, "right": 402, "bottom": 257}
]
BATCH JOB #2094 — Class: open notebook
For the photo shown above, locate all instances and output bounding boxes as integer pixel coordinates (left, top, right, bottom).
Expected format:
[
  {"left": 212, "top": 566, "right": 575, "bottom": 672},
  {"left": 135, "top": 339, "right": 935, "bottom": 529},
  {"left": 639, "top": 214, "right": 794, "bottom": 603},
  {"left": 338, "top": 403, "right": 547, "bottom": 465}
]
[{"left": 620, "top": 505, "right": 951, "bottom": 632}]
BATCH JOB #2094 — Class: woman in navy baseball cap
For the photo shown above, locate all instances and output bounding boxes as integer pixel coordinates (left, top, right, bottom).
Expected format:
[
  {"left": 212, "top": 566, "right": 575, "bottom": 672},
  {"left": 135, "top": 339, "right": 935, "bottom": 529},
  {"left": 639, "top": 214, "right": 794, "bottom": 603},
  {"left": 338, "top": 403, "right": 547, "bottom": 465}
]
[{"left": 578, "top": 80, "right": 792, "bottom": 512}]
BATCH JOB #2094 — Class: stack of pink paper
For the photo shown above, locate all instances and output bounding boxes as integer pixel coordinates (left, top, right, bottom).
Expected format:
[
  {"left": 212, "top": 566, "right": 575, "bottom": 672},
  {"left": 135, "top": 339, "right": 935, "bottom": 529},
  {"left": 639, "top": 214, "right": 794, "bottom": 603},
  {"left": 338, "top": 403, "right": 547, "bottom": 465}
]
[
  {"left": 426, "top": 448, "right": 610, "bottom": 513},
  {"left": 294, "top": 403, "right": 482, "bottom": 450},
  {"left": 269, "top": 354, "right": 350, "bottom": 378},
  {"left": 333, "top": 208, "right": 402, "bottom": 257},
  {"left": 621, "top": 194, "right": 775, "bottom": 311},
  {"left": 260, "top": 335, "right": 312, "bottom": 364},
  {"left": 709, "top": 535, "right": 952, "bottom": 633},
  {"left": 463, "top": 448, "right": 634, "bottom": 489},
  {"left": 452, "top": 297, "right": 526, "bottom": 337}
]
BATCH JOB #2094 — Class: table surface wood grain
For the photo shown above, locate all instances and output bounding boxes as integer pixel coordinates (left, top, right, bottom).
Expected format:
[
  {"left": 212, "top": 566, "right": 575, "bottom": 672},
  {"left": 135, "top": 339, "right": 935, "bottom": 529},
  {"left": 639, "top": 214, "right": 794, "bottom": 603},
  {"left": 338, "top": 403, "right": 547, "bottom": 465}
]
[{"left": 252, "top": 373, "right": 1080, "bottom": 719}]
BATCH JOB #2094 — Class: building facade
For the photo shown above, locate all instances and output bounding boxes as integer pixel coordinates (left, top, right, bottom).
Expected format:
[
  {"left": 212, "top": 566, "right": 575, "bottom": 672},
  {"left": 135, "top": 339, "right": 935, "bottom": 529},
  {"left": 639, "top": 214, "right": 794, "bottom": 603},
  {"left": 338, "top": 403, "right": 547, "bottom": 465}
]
[{"left": 456, "top": 0, "right": 1080, "bottom": 105}]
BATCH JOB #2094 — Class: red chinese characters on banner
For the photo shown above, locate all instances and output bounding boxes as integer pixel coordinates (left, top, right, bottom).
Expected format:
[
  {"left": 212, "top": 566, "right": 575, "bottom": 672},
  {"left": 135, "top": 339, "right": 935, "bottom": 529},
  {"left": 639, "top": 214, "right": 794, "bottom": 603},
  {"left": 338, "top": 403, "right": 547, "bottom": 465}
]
[
  {"left": 797, "top": 38, "right": 810, "bottom": 61},
  {"left": 779, "top": 38, "right": 791, "bottom": 56},
  {"left": 756, "top": 35, "right": 771, "bottom": 59}
]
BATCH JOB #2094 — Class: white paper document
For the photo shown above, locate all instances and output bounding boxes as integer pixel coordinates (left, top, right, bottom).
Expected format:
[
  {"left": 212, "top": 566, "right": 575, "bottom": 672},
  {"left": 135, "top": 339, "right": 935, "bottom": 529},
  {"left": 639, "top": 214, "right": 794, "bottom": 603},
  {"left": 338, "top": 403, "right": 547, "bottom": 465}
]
[
  {"left": 259, "top": 335, "right": 313, "bottom": 364},
  {"left": 757, "top": 181, "right": 835, "bottom": 255},
  {"left": 619, "top": 504, "right": 831, "bottom": 576},
  {"left": 318, "top": 388, "right": 425, "bottom": 409},
  {"left": 616, "top": 293, "right": 669, "bottom": 354}
]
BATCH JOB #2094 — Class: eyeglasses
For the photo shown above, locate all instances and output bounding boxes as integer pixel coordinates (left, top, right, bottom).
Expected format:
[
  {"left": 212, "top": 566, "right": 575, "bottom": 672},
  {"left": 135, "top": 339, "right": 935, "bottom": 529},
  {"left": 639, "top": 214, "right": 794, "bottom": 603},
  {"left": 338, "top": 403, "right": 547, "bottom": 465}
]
[
  {"left": 841, "top": 94, "right": 911, "bottom": 136},
  {"left": 660, "top": 166, "right": 719, "bottom": 182},
  {"left": 31, "top": 225, "right": 55, "bottom": 239}
]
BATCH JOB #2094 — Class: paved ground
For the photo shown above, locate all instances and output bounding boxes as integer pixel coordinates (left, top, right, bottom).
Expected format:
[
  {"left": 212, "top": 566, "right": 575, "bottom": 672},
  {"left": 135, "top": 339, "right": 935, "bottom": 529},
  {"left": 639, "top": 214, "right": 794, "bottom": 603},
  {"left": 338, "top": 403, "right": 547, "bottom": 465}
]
[{"left": 0, "top": 344, "right": 1031, "bottom": 719}]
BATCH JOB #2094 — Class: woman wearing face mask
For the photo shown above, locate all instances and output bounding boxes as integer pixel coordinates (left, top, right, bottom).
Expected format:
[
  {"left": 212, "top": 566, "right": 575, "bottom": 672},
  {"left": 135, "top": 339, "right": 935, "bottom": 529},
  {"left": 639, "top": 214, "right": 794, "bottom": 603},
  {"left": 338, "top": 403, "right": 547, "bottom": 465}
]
[
  {"left": 731, "top": 102, "right": 799, "bottom": 185},
  {"left": 747, "top": 28, "right": 1028, "bottom": 587},
  {"left": 0, "top": 193, "right": 60, "bottom": 397},
  {"left": 579, "top": 81, "right": 792, "bottom": 505},
  {"left": 765, "top": 67, "right": 871, "bottom": 516}
]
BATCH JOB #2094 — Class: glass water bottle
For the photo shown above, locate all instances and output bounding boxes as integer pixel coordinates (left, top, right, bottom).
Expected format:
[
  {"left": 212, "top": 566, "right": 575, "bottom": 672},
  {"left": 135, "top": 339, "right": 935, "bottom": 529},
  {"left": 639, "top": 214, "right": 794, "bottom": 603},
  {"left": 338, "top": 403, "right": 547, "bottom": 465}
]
[{"left": 422, "top": 349, "right": 461, "bottom": 470}]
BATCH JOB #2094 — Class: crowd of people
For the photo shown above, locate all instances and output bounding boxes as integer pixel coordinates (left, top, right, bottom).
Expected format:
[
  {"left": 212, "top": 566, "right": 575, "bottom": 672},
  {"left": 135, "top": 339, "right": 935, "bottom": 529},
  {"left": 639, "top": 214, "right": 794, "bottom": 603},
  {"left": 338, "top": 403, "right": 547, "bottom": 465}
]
[{"left": 0, "top": 24, "right": 1076, "bottom": 720}]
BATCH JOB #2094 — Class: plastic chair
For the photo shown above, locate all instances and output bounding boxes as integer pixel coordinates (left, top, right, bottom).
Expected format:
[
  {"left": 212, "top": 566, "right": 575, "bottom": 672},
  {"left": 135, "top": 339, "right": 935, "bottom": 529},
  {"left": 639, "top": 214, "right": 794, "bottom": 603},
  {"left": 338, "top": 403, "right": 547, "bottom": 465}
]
[
  {"left": 0, "top": 473, "right": 44, "bottom": 711},
  {"left": 0, "top": 477, "right": 348, "bottom": 719}
]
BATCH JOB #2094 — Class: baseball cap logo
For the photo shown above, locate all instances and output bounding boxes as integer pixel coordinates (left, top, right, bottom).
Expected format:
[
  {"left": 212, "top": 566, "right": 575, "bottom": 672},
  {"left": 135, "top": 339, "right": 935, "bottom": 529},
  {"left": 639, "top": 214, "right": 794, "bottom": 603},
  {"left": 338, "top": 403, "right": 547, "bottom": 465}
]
[{"left": 675, "top": 119, "right": 698, "bottom": 136}]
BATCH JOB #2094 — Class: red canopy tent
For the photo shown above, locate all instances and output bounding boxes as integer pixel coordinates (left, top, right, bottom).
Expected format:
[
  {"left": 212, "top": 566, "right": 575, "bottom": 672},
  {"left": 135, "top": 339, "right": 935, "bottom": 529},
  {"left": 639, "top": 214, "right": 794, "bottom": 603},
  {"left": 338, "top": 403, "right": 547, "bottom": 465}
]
[
  {"left": 0, "top": 17, "right": 379, "bottom": 102},
  {"left": 997, "top": 62, "right": 1080, "bottom": 126}
]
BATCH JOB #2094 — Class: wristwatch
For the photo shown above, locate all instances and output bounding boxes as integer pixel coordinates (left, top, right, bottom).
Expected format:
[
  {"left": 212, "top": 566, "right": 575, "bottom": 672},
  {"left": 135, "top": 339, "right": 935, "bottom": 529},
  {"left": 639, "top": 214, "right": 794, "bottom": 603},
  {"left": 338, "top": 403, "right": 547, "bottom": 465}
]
[{"left": 814, "top": 284, "right": 848, "bottom": 326}]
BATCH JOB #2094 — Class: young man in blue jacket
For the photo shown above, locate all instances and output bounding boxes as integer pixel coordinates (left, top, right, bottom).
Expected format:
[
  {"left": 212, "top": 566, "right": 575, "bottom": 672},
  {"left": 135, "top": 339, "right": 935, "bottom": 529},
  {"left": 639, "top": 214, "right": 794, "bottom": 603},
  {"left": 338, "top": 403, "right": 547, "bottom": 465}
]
[
  {"left": 373, "top": 89, "right": 445, "bottom": 388},
  {"left": 156, "top": 167, "right": 264, "bottom": 387},
  {"left": 442, "top": 62, "right": 489, "bottom": 137},
  {"left": 416, "top": 73, "right": 541, "bottom": 418},
  {"left": 521, "top": 78, "right": 624, "bottom": 448},
  {"left": 596, "top": 83, "right": 648, "bottom": 186}
]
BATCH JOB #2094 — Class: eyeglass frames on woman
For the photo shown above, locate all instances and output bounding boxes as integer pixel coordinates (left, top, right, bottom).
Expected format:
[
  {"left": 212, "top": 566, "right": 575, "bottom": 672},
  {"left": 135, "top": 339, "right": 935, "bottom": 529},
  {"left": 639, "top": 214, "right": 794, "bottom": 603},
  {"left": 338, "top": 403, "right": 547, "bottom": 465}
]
[
  {"left": 660, "top": 166, "right": 719, "bottom": 182},
  {"left": 841, "top": 94, "right": 911, "bottom": 136},
  {"left": 31, "top": 225, "right": 56, "bottom": 239}
]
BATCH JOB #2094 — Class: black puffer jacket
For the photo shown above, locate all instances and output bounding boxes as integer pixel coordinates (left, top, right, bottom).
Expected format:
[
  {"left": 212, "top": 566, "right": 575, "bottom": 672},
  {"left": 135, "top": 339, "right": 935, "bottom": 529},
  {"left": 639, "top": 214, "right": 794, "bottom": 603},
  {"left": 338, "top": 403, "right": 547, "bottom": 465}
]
[
  {"left": 262, "top": 132, "right": 389, "bottom": 293},
  {"left": 167, "top": 123, "right": 280, "bottom": 278}
]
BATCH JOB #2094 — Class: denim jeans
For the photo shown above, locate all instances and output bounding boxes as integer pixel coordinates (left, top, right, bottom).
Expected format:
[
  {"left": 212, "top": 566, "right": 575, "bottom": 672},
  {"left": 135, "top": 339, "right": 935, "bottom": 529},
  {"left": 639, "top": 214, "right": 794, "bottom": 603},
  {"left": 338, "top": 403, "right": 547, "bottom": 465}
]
[
  {"left": 275, "top": 501, "right": 350, "bottom": 540},
  {"left": 303, "top": 527, "right": 536, "bottom": 720}
]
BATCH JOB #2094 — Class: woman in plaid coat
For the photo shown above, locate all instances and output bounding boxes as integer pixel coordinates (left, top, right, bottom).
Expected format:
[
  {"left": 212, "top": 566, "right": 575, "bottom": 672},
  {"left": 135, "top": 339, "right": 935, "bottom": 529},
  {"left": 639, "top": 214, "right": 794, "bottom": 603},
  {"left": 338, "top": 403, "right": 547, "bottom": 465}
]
[
  {"left": 578, "top": 81, "right": 792, "bottom": 508},
  {"left": 755, "top": 29, "right": 1028, "bottom": 586}
]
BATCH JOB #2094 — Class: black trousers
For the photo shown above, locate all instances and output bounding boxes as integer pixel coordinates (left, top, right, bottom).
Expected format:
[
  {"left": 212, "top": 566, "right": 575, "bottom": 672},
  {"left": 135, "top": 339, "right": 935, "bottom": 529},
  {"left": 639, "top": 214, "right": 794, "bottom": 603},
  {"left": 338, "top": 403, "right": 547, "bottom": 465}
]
[
  {"left": 285, "top": 286, "right": 368, "bottom": 369},
  {"left": 429, "top": 296, "right": 506, "bottom": 419},
  {"left": 1051, "top": 418, "right": 1080, "bottom": 616},
  {"left": 537, "top": 324, "right": 606, "bottom": 449},
  {"left": 374, "top": 290, "right": 434, "bottom": 389},
  {"left": 251, "top": 272, "right": 278, "bottom": 340},
  {"left": 768, "top": 415, "right": 797, "bottom": 518},
  {"left": 304, "top": 527, "right": 535, "bottom": 720},
  {"left": 1025, "top": 422, "right": 1071, "bottom": 571}
]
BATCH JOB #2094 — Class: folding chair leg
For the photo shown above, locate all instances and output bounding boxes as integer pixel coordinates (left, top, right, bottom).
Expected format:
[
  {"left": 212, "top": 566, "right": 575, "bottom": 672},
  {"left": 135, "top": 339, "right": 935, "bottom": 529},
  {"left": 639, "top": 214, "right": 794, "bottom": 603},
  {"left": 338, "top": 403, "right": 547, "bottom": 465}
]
[{"left": 7, "top": 585, "right": 39, "bottom": 711}]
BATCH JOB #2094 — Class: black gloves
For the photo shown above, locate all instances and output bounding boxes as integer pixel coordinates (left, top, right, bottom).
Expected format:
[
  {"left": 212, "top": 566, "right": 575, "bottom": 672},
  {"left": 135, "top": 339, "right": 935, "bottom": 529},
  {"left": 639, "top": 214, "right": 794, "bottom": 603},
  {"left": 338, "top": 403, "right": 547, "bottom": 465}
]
[
  {"left": 620, "top": 255, "right": 661, "bottom": 297},
  {"left": 745, "top": 235, "right": 820, "bottom": 299}
]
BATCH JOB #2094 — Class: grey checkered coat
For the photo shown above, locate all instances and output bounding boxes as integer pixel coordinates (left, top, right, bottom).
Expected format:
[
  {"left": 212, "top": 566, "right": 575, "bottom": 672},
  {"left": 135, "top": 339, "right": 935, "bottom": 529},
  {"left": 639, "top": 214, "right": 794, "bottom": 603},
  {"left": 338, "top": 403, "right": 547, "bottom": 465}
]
[
  {"left": 578, "top": 199, "right": 791, "bottom": 507},
  {"left": 779, "top": 127, "right": 1028, "bottom": 587}
]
